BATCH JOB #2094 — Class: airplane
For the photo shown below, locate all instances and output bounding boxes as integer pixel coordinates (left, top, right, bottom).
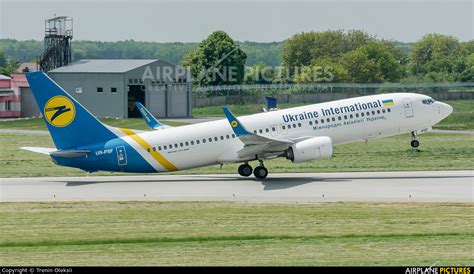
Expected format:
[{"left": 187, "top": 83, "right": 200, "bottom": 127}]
[{"left": 22, "top": 71, "right": 453, "bottom": 180}]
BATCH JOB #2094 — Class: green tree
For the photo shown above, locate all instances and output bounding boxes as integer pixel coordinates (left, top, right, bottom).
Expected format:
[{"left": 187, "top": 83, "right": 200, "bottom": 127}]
[
  {"left": 341, "top": 42, "right": 402, "bottom": 83},
  {"left": 0, "top": 49, "right": 6, "bottom": 68},
  {"left": 409, "top": 34, "right": 464, "bottom": 75},
  {"left": 0, "top": 59, "right": 19, "bottom": 76},
  {"left": 281, "top": 30, "right": 374, "bottom": 77},
  {"left": 181, "top": 31, "right": 247, "bottom": 86}
]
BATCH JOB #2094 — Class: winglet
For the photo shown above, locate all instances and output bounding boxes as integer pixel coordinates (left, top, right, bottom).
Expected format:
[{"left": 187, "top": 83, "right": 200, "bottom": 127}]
[
  {"left": 223, "top": 107, "right": 251, "bottom": 136},
  {"left": 136, "top": 102, "right": 167, "bottom": 130}
]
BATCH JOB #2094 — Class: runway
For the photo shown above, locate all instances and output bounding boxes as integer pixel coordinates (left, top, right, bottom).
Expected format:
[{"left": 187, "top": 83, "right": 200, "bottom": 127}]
[{"left": 1, "top": 171, "right": 472, "bottom": 203}]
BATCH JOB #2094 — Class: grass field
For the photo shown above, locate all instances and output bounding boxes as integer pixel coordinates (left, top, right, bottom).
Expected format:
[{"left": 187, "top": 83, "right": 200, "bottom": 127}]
[
  {"left": 0, "top": 202, "right": 472, "bottom": 266},
  {"left": 193, "top": 100, "right": 474, "bottom": 130},
  {"left": 0, "top": 132, "right": 472, "bottom": 177}
]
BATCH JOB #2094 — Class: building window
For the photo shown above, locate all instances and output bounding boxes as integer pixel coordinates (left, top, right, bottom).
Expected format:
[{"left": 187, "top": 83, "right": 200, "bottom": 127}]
[
  {"left": 5, "top": 101, "right": 11, "bottom": 111},
  {"left": 97, "top": 87, "right": 103, "bottom": 93},
  {"left": 111, "top": 87, "right": 117, "bottom": 93}
]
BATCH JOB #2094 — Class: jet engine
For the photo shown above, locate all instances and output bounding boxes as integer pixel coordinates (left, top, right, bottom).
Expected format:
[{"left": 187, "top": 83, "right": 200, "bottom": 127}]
[{"left": 286, "top": 136, "right": 333, "bottom": 163}]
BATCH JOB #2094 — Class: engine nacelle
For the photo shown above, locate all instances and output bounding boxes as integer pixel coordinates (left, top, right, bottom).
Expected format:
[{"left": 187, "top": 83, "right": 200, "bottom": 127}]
[{"left": 286, "top": 136, "right": 333, "bottom": 163}]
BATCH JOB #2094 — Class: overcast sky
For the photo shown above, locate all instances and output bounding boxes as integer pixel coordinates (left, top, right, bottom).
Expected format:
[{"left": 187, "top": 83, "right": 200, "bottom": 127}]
[{"left": 0, "top": 0, "right": 472, "bottom": 42}]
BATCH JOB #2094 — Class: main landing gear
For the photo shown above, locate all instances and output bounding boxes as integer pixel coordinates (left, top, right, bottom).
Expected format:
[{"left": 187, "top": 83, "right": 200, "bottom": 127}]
[
  {"left": 238, "top": 160, "right": 268, "bottom": 180},
  {"left": 410, "top": 132, "right": 420, "bottom": 148}
]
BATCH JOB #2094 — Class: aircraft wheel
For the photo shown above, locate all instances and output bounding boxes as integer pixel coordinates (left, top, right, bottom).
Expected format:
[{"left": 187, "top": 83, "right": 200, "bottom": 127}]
[
  {"left": 238, "top": 164, "right": 253, "bottom": 177},
  {"left": 411, "top": 140, "right": 420, "bottom": 148},
  {"left": 254, "top": 166, "right": 268, "bottom": 180}
]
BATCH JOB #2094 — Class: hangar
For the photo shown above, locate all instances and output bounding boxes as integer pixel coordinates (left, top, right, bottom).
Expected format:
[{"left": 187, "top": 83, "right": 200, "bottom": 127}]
[{"left": 48, "top": 59, "right": 192, "bottom": 118}]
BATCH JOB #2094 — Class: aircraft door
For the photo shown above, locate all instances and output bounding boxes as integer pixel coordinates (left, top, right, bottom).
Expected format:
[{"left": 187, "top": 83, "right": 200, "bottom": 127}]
[
  {"left": 116, "top": 146, "right": 127, "bottom": 166},
  {"left": 403, "top": 98, "right": 414, "bottom": 118}
]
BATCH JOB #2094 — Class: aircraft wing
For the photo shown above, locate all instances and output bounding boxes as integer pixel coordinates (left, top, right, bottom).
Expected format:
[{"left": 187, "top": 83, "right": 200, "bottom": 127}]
[
  {"left": 136, "top": 102, "right": 170, "bottom": 130},
  {"left": 223, "top": 108, "right": 294, "bottom": 158}
]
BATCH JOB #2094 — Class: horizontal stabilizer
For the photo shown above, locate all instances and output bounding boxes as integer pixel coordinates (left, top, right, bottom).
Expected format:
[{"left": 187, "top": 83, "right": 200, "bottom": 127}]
[
  {"left": 21, "top": 147, "right": 89, "bottom": 158},
  {"left": 21, "top": 147, "right": 56, "bottom": 155}
]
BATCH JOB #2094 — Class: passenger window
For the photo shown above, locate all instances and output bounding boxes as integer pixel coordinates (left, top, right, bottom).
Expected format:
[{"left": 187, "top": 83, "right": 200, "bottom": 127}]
[
  {"left": 265, "top": 128, "right": 269, "bottom": 133},
  {"left": 203, "top": 139, "right": 206, "bottom": 143},
  {"left": 309, "top": 121, "right": 313, "bottom": 125},
  {"left": 350, "top": 114, "right": 353, "bottom": 119},
  {"left": 361, "top": 112, "right": 364, "bottom": 117},
  {"left": 326, "top": 118, "right": 330, "bottom": 122},
  {"left": 163, "top": 145, "right": 167, "bottom": 150},
  {"left": 254, "top": 130, "right": 257, "bottom": 134},
  {"left": 185, "top": 141, "right": 189, "bottom": 146},
  {"left": 282, "top": 125, "right": 286, "bottom": 129},
  {"left": 220, "top": 136, "right": 224, "bottom": 140},
  {"left": 180, "top": 143, "right": 183, "bottom": 147},
  {"left": 331, "top": 117, "right": 335, "bottom": 122},
  {"left": 382, "top": 109, "right": 386, "bottom": 113},
  {"left": 226, "top": 135, "right": 230, "bottom": 139},
  {"left": 209, "top": 138, "right": 212, "bottom": 142},
  {"left": 153, "top": 147, "right": 156, "bottom": 151},
  {"left": 355, "top": 113, "right": 359, "bottom": 118},
  {"left": 232, "top": 134, "right": 236, "bottom": 138},
  {"left": 174, "top": 144, "right": 178, "bottom": 148},
  {"left": 147, "top": 148, "right": 151, "bottom": 153},
  {"left": 259, "top": 129, "right": 263, "bottom": 133},
  {"left": 366, "top": 112, "right": 370, "bottom": 116},
  {"left": 196, "top": 140, "right": 200, "bottom": 144},
  {"left": 315, "top": 120, "right": 318, "bottom": 124},
  {"left": 338, "top": 116, "right": 342, "bottom": 120},
  {"left": 298, "top": 123, "right": 301, "bottom": 127},
  {"left": 372, "top": 111, "right": 375, "bottom": 115},
  {"left": 293, "top": 124, "right": 297, "bottom": 128},
  {"left": 387, "top": 108, "right": 391, "bottom": 113},
  {"left": 214, "top": 137, "right": 218, "bottom": 141},
  {"left": 190, "top": 141, "right": 194, "bottom": 145},
  {"left": 377, "top": 110, "right": 381, "bottom": 114},
  {"left": 321, "top": 119, "right": 325, "bottom": 123},
  {"left": 272, "top": 127, "right": 276, "bottom": 131}
]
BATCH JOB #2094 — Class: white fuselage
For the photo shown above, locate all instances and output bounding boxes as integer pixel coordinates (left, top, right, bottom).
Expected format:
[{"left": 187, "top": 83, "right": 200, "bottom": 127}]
[{"left": 113, "top": 93, "right": 452, "bottom": 172}]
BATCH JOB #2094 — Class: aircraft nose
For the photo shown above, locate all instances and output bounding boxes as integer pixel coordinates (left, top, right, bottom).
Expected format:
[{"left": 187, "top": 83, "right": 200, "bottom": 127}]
[{"left": 436, "top": 102, "right": 453, "bottom": 118}]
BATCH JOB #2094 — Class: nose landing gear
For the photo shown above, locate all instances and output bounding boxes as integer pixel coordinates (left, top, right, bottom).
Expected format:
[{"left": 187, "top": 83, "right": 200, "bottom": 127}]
[{"left": 410, "top": 132, "right": 420, "bottom": 148}]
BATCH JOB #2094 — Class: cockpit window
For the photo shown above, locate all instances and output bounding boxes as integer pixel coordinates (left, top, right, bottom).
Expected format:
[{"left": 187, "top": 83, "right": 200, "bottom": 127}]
[{"left": 422, "top": 98, "right": 435, "bottom": 105}]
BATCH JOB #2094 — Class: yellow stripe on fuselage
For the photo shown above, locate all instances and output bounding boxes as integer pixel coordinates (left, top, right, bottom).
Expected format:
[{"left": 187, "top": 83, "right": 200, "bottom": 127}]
[{"left": 119, "top": 128, "right": 178, "bottom": 171}]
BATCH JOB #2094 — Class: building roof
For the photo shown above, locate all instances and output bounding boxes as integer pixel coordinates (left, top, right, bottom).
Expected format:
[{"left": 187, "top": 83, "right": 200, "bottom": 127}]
[
  {"left": 0, "top": 75, "right": 11, "bottom": 80},
  {"left": 49, "top": 59, "right": 166, "bottom": 73}
]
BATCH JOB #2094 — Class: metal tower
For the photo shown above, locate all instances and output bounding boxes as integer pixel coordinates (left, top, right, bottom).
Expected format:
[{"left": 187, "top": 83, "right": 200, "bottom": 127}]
[{"left": 38, "top": 16, "right": 73, "bottom": 72}]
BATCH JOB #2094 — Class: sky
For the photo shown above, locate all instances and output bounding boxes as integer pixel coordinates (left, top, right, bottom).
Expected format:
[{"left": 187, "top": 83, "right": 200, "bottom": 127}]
[{"left": 0, "top": 0, "right": 472, "bottom": 43}]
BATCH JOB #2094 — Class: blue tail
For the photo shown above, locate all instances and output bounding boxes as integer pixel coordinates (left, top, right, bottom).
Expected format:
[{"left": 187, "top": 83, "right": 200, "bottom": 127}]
[
  {"left": 26, "top": 71, "right": 116, "bottom": 150},
  {"left": 135, "top": 102, "right": 167, "bottom": 130}
]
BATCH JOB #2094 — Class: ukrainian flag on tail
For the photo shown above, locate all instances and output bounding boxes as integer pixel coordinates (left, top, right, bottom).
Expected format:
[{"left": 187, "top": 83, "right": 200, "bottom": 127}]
[{"left": 382, "top": 99, "right": 394, "bottom": 106}]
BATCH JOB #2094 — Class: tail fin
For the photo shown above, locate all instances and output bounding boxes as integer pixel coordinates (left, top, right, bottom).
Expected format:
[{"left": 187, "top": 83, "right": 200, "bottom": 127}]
[
  {"left": 25, "top": 71, "right": 116, "bottom": 150},
  {"left": 135, "top": 102, "right": 169, "bottom": 130}
]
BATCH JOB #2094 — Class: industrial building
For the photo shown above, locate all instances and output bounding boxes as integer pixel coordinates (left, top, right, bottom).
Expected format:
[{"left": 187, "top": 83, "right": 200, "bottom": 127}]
[{"left": 48, "top": 59, "right": 192, "bottom": 118}]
